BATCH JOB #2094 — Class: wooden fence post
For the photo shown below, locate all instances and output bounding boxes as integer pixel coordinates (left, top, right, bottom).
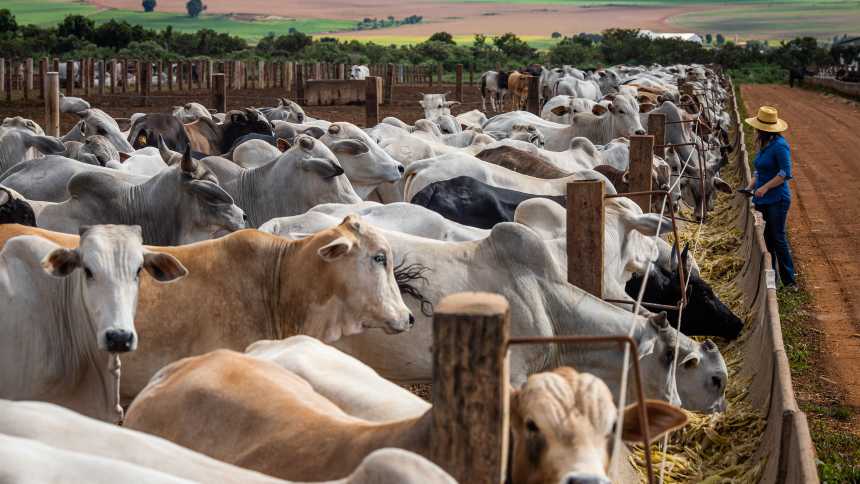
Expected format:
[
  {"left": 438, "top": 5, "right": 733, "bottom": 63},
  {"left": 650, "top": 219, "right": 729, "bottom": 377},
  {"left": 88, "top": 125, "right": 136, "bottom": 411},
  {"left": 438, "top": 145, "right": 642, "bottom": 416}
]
[
  {"left": 98, "top": 59, "right": 105, "bottom": 95},
  {"left": 82, "top": 58, "right": 89, "bottom": 96},
  {"left": 384, "top": 64, "right": 394, "bottom": 105},
  {"left": 647, "top": 112, "right": 666, "bottom": 159},
  {"left": 469, "top": 63, "right": 474, "bottom": 86},
  {"left": 567, "top": 180, "right": 605, "bottom": 297},
  {"left": 0, "top": 59, "right": 4, "bottom": 99},
  {"left": 46, "top": 72, "right": 60, "bottom": 137},
  {"left": 140, "top": 61, "right": 151, "bottom": 106},
  {"left": 109, "top": 59, "right": 116, "bottom": 94},
  {"left": 4, "top": 60, "right": 11, "bottom": 102},
  {"left": 431, "top": 292, "right": 510, "bottom": 484},
  {"left": 455, "top": 64, "right": 463, "bottom": 102},
  {"left": 428, "top": 65, "right": 433, "bottom": 88},
  {"left": 120, "top": 59, "right": 127, "bottom": 93},
  {"left": 527, "top": 75, "right": 540, "bottom": 115},
  {"left": 212, "top": 73, "right": 227, "bottom": 114},
  {"left": 295, "top": 64, "right": 304, "bottom": 103},
  {"left": 24, "top": 58, "right": 33, "bottom": 101},
  {"left": 629, "top": 135, "right": 655, "bottom": 212},
  {"left": 66, "top": 60, "right": 75, "bottom": 96},
  {"left": 365, "top": 76, "right": 381, "bottom": 127},
  {"left": 40, "top": 58, "right": 48, "bottom": 100}
]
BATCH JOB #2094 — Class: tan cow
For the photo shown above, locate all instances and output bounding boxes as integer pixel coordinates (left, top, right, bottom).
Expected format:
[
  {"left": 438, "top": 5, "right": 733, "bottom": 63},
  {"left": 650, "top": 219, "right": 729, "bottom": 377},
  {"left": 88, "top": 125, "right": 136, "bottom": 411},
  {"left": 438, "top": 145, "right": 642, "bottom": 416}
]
[
  {"left": 508, "top": 71, "right": 531, "bottom": 110},
  {"left": 0, "top": 216, "right": 413, "bottom": 403},
  {"left": 125, "top": 350, "right": 687, "bottom": 483}
]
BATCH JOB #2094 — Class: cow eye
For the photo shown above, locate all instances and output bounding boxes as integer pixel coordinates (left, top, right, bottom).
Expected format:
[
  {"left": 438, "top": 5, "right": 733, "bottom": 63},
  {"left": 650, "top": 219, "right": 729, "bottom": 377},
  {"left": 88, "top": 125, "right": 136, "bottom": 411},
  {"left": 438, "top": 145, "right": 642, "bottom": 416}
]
[
  {"left": 84, "top": 267, "right": 94, "bottom": 280},
  {"left": 373, "top": 252, "right": 387, "bottom": 266},
  {"left": 526, "top": 419, "right": 539, "bottom": 433}
]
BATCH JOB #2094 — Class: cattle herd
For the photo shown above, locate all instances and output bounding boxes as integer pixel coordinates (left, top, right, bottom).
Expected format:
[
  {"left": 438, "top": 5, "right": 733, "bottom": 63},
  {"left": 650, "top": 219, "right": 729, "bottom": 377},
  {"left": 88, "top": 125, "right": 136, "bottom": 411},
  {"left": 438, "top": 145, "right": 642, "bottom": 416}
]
[{"left": 0, "top": 62, "right": 742, "bottom": 483}]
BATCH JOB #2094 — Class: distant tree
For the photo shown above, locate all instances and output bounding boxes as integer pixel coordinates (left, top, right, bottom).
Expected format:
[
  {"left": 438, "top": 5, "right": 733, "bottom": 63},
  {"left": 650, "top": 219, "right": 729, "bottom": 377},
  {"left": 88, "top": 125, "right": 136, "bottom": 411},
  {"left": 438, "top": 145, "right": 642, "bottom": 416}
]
[
  {"left": 58, "top": 15, "right": 96, "bottom": 41},
  {"left": 186, "top": 0, "right": 206, "bottom": 18},
  {"left": 705, "top": 33, "right": 713, "bottom": 44},
  {"left": 551, "top": 31, "right": 561, "bottom": 39},
  {"left": 142, "top": 0, "right": 156, "bottom": 12},
  {"left": 428, "top": 31, "right": 455, "bottom": 45},
  {"left": 715, "top": 33, "right": 725, "bottom": 46},
  {"left": 0, "top": 9, "right": 18, "bottom": 37},
  {"left": 493, "top": 32, "right": 535, "bottom": 60}
]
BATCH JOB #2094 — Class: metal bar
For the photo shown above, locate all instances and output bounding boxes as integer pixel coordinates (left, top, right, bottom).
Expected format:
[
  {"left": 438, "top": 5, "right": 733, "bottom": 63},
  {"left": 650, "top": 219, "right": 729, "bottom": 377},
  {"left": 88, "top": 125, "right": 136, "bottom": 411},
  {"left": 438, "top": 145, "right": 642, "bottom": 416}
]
[
  {"left": 507, "top": 335, "right": 655, "bottom": 484},
  {"left": 655, "top": 142, "right": 697, "bottom": 148},
  {"left": 605, "top": 189, "right": 668, "bottom": 199},
  {"left": 604, "top": 298, "right": 681, "bottom": 312},
  {"left": 664, "top": 119, "right": 696, "bottom": 125}
]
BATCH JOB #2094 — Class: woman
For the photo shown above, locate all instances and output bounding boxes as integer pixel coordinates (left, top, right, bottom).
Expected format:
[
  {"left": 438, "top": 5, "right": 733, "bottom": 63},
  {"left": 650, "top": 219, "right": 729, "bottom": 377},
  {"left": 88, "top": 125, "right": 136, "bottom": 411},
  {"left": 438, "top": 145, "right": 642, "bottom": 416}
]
[{"left": 745, "top": 105, "right": 797, "bottom": 288}]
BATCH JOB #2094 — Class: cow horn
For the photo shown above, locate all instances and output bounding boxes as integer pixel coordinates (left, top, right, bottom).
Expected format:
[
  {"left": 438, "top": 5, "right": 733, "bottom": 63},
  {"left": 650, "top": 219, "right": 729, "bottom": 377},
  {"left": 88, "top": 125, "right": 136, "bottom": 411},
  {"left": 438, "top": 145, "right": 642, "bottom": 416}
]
[
  {"left": 328, "top": 124, "right": 341, "bottom": 135},
  {"left": 180, "top": 145, "right": 197, "bottom": 173},
  {"left": 298, "top": 136, "right": 314, "bottom": 150},
  {"left": 157, "top": 135, "right": 172, "bottom": 164}
]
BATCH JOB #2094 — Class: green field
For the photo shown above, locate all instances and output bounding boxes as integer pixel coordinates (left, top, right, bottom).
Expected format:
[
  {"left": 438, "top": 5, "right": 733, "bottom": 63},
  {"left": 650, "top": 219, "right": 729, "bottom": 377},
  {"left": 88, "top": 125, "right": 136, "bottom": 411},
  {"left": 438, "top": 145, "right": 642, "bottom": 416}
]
[
  {"left": 671, "top": 2, "right": 860, "bottom": 38},
  {"left": 329, "top": 33, "right": 560, "bottom": 48},
  {"left": 4, "top": 0, "right": 356, "bottom": 41}
]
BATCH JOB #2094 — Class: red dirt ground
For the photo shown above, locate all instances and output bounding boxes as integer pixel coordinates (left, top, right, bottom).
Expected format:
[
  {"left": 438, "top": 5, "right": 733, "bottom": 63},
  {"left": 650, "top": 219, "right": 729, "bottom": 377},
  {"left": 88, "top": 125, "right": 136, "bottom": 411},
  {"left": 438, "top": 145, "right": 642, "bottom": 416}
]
[
  {"left": 742, "top": 84, "right": 860, "bottom": 414},
  {"left": 87, "top": 0, "right": 712, "bottom": 37}
]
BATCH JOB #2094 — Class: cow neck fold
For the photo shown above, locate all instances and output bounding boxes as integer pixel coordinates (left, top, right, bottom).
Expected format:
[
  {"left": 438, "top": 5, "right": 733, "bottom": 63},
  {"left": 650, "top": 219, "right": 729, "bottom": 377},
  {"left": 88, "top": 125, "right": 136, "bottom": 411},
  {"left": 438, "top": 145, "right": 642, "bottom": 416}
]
[
  {"left": 341, "top": 409, "right": 432, "bottom": 459},
  {"left": 51, "top": 270, "right": 111, "bottom": 406},
  {"left": 567, "top": 111, "right": 615, "bottom": 147},
  {"left": 236, "top": 162, "right": 280, "bottom": 228},
  {"left": 121, "top": 174, "right": 179, "bottom": 245}
]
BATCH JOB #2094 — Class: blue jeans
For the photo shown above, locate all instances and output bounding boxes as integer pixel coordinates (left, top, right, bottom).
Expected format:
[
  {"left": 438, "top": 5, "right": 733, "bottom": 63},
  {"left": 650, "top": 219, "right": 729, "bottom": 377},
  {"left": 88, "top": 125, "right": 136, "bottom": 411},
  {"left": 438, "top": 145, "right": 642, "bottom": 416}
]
[{"left": 755, "top": 200, "right": 797, "bottom": 286}]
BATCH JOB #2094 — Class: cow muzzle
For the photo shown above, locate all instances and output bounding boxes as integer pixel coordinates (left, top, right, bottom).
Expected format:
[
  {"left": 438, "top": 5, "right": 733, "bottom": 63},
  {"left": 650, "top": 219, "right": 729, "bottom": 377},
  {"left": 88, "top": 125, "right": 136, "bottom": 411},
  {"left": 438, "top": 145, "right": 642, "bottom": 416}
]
[
  {"left": 104, "top": 329, "right": 136, "bottom": 353},
  {"left": 382, "top": 312, "right": 415, "bottom": 334}
]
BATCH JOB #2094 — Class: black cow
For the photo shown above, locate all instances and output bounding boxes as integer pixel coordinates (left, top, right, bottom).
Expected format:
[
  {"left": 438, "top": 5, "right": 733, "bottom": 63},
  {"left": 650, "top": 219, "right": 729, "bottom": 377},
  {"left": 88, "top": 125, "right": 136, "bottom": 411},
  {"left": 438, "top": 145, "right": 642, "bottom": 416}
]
[
  {"left": 220, "top": 108, "right": 275, "bottom": 154},
  {"left": 128, "top": 113, "right": 191, "bottom": 153},
  {"left": 410, "top": 175, "right": 564, "bottom": 229},
  {"left": 625, "top": 244, "right": 744, "bottom": 340},
  {"left": 0, "top": 187, "right": 36, "bottom": 227}
]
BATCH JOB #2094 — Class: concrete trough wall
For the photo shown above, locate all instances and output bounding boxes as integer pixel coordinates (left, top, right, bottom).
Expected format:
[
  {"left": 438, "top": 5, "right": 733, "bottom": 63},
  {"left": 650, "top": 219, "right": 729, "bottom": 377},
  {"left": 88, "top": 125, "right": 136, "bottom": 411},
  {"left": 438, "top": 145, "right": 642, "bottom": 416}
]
[{"left": 806, "top": 76, "right": 860, "bottom": 97}]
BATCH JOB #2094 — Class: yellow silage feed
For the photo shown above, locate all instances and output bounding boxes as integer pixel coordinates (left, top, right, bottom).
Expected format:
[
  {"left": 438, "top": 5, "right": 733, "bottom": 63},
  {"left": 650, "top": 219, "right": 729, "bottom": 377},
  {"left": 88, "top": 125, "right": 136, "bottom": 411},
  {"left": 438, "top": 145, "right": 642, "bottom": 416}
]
[{"left": 629, "top": 161, "right": 767, "bottom": 482}]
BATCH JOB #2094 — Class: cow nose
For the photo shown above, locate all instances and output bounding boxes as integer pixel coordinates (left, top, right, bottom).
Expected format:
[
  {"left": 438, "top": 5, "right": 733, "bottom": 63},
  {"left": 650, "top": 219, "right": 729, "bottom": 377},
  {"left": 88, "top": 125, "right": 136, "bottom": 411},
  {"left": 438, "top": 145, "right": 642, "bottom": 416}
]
[
  {"left": 407, "top": 313, "right": 415, "bottom": 328},
  {"left": 297, "top": 114, "right": 304, "bottom": 123},
  {"left": 105, "top": 329, "right": 135, "bottom": 353},
  {"left": 564, "top": 473, "right": 610, "bottom": 484},
  {"left": 242, "top": 212, "right": 248, "bottom": 222},
  {"left": 635, "top": 129, "right": 646, "bottom": 135},
  {"left": 712, "top": 375, "right": 724, "bottom": 391},
  {"left": 397, "top": 164, "right": 405, "bottom": 174}
]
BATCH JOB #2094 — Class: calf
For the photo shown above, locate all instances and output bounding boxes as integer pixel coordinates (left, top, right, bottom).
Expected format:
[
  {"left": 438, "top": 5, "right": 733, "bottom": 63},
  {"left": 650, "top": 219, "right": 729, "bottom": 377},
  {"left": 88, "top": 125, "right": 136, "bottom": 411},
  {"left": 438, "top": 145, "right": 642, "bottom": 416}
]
[{"left": 0, "top": 225, "right": 187, "bottom": 421}]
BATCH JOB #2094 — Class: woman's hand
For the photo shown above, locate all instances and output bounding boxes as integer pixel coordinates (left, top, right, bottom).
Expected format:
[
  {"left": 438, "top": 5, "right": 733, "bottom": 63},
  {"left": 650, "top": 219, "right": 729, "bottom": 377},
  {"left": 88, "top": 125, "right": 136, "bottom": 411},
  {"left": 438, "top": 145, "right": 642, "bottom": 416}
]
[{"left": 755, "top": 186, "right": 769, "bottom": 198}]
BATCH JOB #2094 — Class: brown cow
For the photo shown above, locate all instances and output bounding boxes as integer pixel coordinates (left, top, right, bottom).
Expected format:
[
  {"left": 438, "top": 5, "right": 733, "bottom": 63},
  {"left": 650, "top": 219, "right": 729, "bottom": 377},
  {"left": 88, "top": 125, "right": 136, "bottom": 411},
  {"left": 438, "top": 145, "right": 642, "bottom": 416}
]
[
  {"left": 0, "top": 216, "right": 413, "bottom": 403},
  {"left": 476, "top": 145, "right": 571, "bottom": 179},
  {"left": 508, "top": 71, "right": 530, "bottom": 110},
  {"left": 125, "top": 350, "right": 686, "bottom": 483}
]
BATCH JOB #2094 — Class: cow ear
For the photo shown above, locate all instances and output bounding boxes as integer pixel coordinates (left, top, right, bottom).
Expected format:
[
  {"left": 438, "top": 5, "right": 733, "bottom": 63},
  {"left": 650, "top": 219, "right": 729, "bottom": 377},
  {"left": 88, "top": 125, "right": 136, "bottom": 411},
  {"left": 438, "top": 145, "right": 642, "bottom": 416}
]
[
  {"left": 303, "top": 158, "right": 344, "bottom": 178},
  {"left": 78, "top": 121, "right": 87, "bottom": 136},
  {"left": 713, "top": 176, "right": 732, "bottom": 194},
  {"left": 180, "top": 145, "right": 197, "bottom": 174},
  {"left": 592, "top": 104, "right": 608, "bottom": 116},
  {"left": 41, "top": 248, "right": 81, "bottom": 278},
  {"left": 317, "top": 236, "right": 354, "bottom": 262},
  {"left": 550, "top": 105, "right": 570, "bottom": 116},
  {"left": 118, "top": 152, "right": 131, "bottom": 162},
  {"left": 621, "top": 400, "right": 688, "bottom": 443},
  {"left": 143, "top": 251, "right": 188, "bottom": 283},
  {"left": 419, "top": 100, "right": 426, "bottom": 108},
  {"left": 627, "top": 213, "right": 672, "bottom": 237},
  {"left": 640, "top": 103, "right": 656, "bottom": 113},
  {"left": 445, "top": 101, "right": 460, "bottom": 107},
  {"left": 329, "top": 139, "right": 369, "bottom": 155},
  {"left": 341, "top": 214, "right": 364, "bottom": 235},
  {"left": 276, "top": 138, "right": 291, "bottom": 152}
]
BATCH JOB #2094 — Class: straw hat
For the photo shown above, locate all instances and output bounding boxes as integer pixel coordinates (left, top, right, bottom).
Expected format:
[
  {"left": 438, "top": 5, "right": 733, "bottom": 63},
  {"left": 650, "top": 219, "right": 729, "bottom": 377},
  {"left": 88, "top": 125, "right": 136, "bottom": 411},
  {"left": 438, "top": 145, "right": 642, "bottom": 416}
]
[{"left": 744, "top": 106, "right": 788, "bottom": 133}]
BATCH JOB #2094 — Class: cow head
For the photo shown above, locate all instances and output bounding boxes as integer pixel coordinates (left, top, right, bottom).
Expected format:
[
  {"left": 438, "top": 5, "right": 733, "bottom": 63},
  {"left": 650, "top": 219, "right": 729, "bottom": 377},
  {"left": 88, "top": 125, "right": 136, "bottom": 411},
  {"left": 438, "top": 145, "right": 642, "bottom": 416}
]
[
  {"left": 419, "top": 93, "right": 459, "bottom": 121},
  {"left": 221, "top": 108, "right": 275, "bottom": 154},
  {"left": 509, "top": 367, "right": 688, "bottom": 484},
  {"left": 591, "top": 94, "right": 646, "bottom": 138},
  {"left": 680, "top": 162, "right": 732, "bottom": 222},
  {"left": 40, "top": 225, "right": 187, "bottom": 353},
  {"left": 82, "top": 134, "right": 120, "bottom": 166},
  {"left": 673, "top": 244, "right": 743, "bottom": 339},
  {"left": 321, "top": 122, "right": 404, "bottom": 188},
  {"left": 510, "top": 124, "right": 545, "bottom": 148},
  {"left": 292, "top": 214, "right": 414, "bottom": 342},
  {"left": 1, "top": 116, "right": 44, "bottom": 136},
  {"left": 0, "top": 186, "right": 35, "bottom": 226},
  {"left": 75, "top": 108, "right": 133, "bottom": 152},
  {"left": 270, "top": 98, "right": 306, "bottom": 123},
  {"left": 637, "top": 313, "right": 728, "bottom": 413}
]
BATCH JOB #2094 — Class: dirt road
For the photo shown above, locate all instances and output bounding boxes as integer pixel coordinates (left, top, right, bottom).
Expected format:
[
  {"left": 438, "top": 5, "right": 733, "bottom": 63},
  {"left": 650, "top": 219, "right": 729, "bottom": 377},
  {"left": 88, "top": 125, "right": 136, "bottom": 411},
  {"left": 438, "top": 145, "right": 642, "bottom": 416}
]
[{"left": 742, "top": 84, "right": 860, "bottom": 411}]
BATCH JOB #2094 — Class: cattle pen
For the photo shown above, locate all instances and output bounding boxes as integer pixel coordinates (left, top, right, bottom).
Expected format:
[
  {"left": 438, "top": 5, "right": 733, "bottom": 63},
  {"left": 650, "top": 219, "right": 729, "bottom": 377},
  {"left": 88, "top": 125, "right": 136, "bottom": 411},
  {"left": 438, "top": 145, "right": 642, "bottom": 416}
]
[{"left": 0, "top": 62, "right": 819, "bottom": 483}]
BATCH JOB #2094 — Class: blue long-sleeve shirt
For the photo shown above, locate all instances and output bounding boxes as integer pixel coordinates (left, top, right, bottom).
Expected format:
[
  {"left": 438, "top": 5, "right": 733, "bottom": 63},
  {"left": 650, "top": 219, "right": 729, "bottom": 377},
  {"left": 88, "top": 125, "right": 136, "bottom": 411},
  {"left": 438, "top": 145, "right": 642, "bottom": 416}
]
[{"left": 753, "top": 135, "right": 792, "bottom": 205}]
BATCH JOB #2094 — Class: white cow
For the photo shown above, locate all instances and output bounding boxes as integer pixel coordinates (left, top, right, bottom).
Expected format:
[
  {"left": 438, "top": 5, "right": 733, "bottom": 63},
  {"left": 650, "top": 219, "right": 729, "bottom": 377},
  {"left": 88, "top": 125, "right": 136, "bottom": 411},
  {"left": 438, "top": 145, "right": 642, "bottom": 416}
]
[
  {"left": 172, "top": 102, "right": 212, "bottom": 123},
  {"left": 350, "top": 65, "right": 370, "bottom": 80},
  {"left": 0, "top": 226, "right": 187, "bottom": 421},
  {"left": 247, "top": 336, "right": 431, "bottom": 422},
  {"left": 554, "top": 76, "right": 602, "bottom": 101},
  {"left": 231, "top": 138, "right": 284, "bottom": 168},
  {"left": 320, "top": 122, "right": 405, "bottom": 199},
  {"left": 402, "top": 151, "right": 615, "bottom": 200},
  {"left": 482, "top": 94, "right": 646, "bottom": 149},
  {"left": 419, "top": 93, "right": 459, "bottom": 122},
  {"left": 541, "top": 95, "right": 598, "bottom": 124}
]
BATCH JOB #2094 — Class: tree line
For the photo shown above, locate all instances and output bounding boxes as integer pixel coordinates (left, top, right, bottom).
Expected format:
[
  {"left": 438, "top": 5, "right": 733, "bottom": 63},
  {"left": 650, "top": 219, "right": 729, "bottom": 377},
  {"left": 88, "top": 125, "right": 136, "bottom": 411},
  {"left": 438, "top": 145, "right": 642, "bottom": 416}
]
[{"left": 0, "top": 10, "right": 849, "bottom": 83}]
